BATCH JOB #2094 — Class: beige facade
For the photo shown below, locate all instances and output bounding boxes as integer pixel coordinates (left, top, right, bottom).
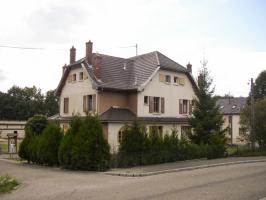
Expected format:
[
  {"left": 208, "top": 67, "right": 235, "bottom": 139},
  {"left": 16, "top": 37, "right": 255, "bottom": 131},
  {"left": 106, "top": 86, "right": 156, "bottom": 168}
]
[
  {"left": 0, "top": 121, "right": 26, "bottom": 139},
  {"left": 222, "top": 114, "right": 243, "bottom": 144},
  {"left": 137, "top": 69, "right": 195, "bottom": 117},
  {"left": 57, "top": 65, "right": 196, "bottom": 152},
  {"left": 60, "top": 67, "right": 97, "bottom": 117}
]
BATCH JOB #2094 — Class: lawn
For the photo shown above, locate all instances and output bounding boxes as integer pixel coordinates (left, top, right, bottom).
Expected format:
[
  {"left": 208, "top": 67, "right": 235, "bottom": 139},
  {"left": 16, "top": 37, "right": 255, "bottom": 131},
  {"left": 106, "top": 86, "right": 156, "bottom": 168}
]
[
  {"left": 0, "top": 175, "right": 19, "bottom": 193},
  {"left": 227, "top": 145, "right": 266, "bottom": 157}
]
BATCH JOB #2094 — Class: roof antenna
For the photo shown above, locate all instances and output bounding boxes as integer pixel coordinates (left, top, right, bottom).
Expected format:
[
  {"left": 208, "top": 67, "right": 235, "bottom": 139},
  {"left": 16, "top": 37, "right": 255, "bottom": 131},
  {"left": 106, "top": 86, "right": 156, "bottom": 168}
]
[{"left": 118, "top": 43, "right": 138, "bottom": 56}]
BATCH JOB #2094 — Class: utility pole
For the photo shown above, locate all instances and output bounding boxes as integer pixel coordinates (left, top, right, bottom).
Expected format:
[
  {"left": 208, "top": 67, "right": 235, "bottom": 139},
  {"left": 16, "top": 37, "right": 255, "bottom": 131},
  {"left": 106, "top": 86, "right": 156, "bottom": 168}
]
[{"left": 250, "top": 78, "right": 255, "bottom": 149}]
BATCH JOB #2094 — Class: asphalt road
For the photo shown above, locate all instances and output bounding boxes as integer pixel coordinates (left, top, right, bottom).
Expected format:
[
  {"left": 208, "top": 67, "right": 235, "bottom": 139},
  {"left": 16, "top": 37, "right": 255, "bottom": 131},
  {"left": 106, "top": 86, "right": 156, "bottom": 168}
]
[{"left": 1, "top": 159, "right": 266, "bottom": 200}]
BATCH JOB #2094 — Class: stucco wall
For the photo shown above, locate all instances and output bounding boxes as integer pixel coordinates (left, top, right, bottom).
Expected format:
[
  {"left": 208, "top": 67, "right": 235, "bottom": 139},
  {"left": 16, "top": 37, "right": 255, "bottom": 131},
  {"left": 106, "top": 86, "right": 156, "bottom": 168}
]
[
  {"left": 107, "top": 122, "right": 186, "bottom": 153},
  {"left": 137, "top": 69, "right": 195, "bottom": 117},
  {"left": 0, "top": 121, "right": 26, "bottom": 139},
  {"left": 60, "top": 67, "right": 97, "bottom": 117},
  {"left": 222, "top": 114, "right": 243, "bottom": 144}
]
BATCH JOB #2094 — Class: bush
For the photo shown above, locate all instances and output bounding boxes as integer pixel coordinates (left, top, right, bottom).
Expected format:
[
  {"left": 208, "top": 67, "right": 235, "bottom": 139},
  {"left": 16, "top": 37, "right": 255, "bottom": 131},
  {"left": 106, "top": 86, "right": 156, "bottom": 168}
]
[
  {"left": 37, "top": 123, "right": 63, "bottom": 165},
  {"left": 19, "top": 115, "right": 48, "bottom": 162},
  {"left": 59, "top": 115, "right": 111, "bottom": 171},
  {"left": 206, "top": 133, "right": 226, "bottom": 159}
]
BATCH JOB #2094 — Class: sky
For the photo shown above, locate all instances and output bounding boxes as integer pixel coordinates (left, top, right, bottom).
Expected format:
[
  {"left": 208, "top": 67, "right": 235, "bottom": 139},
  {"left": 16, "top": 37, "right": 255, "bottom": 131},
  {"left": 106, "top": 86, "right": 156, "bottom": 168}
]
[{"left": 0, "top": 0, "right": 265, "bottom": 96}]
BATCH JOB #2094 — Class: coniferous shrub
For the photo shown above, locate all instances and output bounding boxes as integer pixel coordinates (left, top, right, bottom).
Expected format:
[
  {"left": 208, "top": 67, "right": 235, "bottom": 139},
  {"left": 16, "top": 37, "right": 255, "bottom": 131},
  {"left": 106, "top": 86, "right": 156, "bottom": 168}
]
[
  {"left": 38, "top": 123, "right": 63, "bottom": 165},
  {"left": 19, "top": 115, "right": 48, "bottom": 162},
  {"left": 59, "top": 115, "right": 110, "bottom": 171}
]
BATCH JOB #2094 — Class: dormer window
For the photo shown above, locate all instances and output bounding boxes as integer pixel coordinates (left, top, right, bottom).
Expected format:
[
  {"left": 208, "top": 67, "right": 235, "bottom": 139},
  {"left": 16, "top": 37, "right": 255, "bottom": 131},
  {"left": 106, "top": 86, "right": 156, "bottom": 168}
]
[{"left": 165, "top": 75, "right": 171, "bottom": 83}]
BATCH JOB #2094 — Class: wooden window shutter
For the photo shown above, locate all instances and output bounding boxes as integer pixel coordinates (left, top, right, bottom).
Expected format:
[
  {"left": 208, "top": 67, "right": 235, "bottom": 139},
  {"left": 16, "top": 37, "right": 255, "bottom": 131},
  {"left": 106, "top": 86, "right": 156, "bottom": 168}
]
[
  {"left": 179, "top": 99, "right": 183, "bottom": 114},
  {"left": 161, "top": 97, "right": 165, "bottom": 113},
  {"left": 179, "top": 78, "right": 185, "bottom": 85},
  {"left": 189, "top": 100, "right": 192, "bottom": 114},
  {"left": 149, "top": 96, "right": 154, "bottom": 113},
  {"left": 83, "top": 95, "right": 87, "bottom": 112},
  {"left": 92, "top": 94, "right": 96, "bottom": 112},
  {"left": 159, "top": 74, "right": 165, "bottom": 82}
]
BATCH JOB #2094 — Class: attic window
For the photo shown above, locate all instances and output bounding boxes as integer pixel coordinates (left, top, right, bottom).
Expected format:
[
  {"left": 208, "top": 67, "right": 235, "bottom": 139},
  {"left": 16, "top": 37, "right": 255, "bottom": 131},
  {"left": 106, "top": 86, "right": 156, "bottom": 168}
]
[
  {"left": 165, "top": 75, "right": 171, "bottom": 83},
  {"left": 232, "top": 105, "right": 237, "bottom": 109},
  {"left": 72, "top": 74, "right": 77, "bottom": 82},
  {"left": 220, "top": 106, "right": 224, "bottom": 109}
]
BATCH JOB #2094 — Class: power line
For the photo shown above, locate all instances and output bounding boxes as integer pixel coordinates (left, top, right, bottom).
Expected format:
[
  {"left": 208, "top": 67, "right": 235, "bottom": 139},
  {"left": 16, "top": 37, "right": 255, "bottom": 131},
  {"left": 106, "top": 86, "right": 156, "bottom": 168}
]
[{"left": 0, "top": 45, "right": 44, "bottom": 50}]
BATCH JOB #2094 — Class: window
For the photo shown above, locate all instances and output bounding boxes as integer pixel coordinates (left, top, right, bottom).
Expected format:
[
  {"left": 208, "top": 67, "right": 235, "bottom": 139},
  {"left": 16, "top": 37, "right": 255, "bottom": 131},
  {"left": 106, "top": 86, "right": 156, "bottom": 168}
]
[
  {"left": 63, "top": 98, "right": 69, "bottom": 113},
  {"left": 174, "top": 76, "right": 179, "bottom": 84},
  {"left": 67, "top": 75, "right": 72, "bottom": 83},
  {"left": 83, "top": 95, "right": 96, "bottom": 112},
  {"left": 72, "top": 74, "right": 77, "bottom": 82},
  {"left": 165, "top": 75, "right": 171, "bottom": 83},
  {"left": 154, "top": 97, "right": 160, "bottom": 113},
  {"left": 79, "top": 72, "right": 84, "bottom": 80},
  {"left": 159, "top": 73, "right": 165, "bottom": 82},
  {"left": 144, "top": 96, "right": 149, "bottom": 105},
  {"left": 179, "top": 99, "right": 192, "bottom": 114},
  {"left": 149, "top": 96, "right": 165, "bottom": 113},
  {"left": 149, "top": 126, "right": 163, "bottom": 136}
]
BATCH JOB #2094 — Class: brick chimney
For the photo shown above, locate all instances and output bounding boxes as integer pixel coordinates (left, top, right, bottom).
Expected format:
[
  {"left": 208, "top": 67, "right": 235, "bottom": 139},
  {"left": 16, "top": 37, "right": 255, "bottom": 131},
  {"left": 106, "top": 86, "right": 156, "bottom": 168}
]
[
  {"left": 86, "top": 40, "right": 93, "bottom": 65},
  {"left": 187, "top": 62, "right": 192, "bottom": 73},
  {"left": 94, "top": 53, "right": 102, "bottom": 79},
  {"left": 70, "top": 46, "right": 76, "bottom": 64}
]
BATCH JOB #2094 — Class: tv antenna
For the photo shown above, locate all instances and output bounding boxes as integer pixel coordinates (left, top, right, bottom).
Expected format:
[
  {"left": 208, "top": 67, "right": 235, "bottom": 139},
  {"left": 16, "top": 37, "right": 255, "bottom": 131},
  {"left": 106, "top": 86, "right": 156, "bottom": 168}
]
[{"left": 119, "top": 43, "right": 138, "bottom": 56}]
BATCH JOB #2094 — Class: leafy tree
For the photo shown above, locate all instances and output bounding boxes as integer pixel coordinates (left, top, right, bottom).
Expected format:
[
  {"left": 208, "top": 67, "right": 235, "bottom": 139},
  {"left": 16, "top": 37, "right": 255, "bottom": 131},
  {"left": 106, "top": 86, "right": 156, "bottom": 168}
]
[
  {"left": 240, "top": 97, "right": 266, "bottom": 148},
  {"left": 188, "top": 65, "right": 226, "bottom": 145},
  {"left": 254, "top": 70, "right": 266, "bottom": 101},
  {"left": 44, "top": 90, "right": 59, "bottom": 117}
]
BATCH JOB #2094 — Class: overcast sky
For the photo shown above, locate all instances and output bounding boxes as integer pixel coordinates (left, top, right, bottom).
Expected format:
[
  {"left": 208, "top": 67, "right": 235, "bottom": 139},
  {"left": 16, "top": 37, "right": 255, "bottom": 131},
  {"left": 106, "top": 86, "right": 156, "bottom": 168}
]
[{"left": 0, "top": 0, "right": 265, "bottom": 96}]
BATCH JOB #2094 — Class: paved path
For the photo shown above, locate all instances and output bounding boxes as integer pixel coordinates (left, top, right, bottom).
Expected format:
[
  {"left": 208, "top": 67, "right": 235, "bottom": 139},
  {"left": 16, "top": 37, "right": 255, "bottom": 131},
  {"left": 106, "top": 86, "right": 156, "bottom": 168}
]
[{"left": 1, "top": 157, "right": 266, "bottom": 199}]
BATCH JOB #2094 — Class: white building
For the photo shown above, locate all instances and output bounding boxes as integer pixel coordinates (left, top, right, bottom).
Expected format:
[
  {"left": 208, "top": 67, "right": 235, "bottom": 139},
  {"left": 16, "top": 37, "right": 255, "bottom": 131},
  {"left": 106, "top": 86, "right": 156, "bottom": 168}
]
[
  {"left": 0, "top": 120, "right": 26, "bottom": 139},
  {"left": 52, "top": 41, "right": 197, "bottom": 152},
  {"left": 217, "top": 97, "right": 247, "bottom": 144}
]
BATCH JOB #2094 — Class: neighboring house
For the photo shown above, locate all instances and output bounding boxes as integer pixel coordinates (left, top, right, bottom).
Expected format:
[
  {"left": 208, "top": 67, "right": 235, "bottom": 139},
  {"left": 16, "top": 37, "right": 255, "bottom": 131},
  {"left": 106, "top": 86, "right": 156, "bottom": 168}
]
[
  {"left": 0, "top": 120, "right": 26, "bottom": 139},
  {"left": 53, "top": 41, "right": 197, "bottom": 152},
  {"left": 217, "top": 97, "right": 247, "bottom": 144}
]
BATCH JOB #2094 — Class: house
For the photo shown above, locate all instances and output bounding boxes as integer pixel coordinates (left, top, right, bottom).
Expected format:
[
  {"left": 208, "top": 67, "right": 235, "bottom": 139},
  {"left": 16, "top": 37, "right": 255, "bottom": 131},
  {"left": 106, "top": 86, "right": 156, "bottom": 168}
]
[
  {"left": 217, "top": 97, "right": 247, "bottom": 144},
  {"left": 0, "top": 120, "right": 26, "bottom": 139},
  {"left": 53, "top": 41, "right": 197, "bottom": 152}
]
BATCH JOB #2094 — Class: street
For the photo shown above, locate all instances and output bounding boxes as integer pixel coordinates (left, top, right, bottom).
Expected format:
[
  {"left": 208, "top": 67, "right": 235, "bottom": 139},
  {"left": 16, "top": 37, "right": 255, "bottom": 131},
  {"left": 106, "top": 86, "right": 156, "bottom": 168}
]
[{"left": 0, "top": 159, "right": 266, "bottom": 200}]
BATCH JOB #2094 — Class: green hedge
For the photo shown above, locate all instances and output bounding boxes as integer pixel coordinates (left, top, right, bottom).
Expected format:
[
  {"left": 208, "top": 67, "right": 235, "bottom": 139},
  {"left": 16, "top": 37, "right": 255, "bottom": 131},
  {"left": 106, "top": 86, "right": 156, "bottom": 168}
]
[{"left": 58, "top": 115, "right": 110, "bottom": 171}]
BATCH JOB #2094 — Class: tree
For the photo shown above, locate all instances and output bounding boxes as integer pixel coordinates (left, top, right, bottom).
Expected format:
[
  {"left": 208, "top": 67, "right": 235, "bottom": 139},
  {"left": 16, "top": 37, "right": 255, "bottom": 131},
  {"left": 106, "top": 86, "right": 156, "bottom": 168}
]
[
  {"left": 44, "top": 90, "right": 59, "bottom": 117},
  {"left": 254, "top": 70, "right": 266, "bottom": 101},
  {"left": 188, "top": 64, "right": 226, "bottom": 145},
  {"left": 240, "top": 97, "right": 266, "bottom": 148},
  {"left": 59, "top": 115, "right": 110, "bottom": 171}
]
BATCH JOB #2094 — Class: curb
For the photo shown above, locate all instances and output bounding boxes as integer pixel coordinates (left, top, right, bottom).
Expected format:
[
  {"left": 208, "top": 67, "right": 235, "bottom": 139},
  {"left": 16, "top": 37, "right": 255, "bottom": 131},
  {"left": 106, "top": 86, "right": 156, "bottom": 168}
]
[{"left": 105, "top": 158, "right": 266, "bottom": 177}]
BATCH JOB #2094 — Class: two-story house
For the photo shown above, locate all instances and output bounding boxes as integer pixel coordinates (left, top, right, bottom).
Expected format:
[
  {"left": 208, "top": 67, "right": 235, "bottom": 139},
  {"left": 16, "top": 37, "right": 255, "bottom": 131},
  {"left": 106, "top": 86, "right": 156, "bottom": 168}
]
[{"left": 53, "top": 41, "right": 197, "bottom": 152}]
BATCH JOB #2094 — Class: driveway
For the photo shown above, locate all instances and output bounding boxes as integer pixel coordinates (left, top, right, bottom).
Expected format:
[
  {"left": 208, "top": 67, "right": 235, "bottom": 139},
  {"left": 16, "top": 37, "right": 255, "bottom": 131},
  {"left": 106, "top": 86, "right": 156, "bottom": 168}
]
[{"left": 1, "top": 159, "right": 266, "bottom": 200}]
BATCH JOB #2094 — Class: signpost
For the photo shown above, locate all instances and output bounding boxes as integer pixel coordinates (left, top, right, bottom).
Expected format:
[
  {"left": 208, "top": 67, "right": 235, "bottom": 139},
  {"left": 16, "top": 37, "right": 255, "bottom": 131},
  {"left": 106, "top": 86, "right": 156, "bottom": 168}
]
[{"left": 7, "top": 133, "right": 18, "bottom": 159}]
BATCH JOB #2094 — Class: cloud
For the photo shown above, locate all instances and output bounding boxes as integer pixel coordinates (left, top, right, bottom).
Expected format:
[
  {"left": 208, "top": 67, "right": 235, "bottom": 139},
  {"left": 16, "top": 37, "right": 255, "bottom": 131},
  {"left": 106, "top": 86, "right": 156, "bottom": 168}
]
[{"left": 0, "top": 69, "right": 7, "bottom": 81}]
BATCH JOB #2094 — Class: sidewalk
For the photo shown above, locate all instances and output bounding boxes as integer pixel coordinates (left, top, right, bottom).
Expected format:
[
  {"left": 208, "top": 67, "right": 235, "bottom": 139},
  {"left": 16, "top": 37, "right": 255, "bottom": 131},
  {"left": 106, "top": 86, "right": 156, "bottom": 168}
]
[{"left": 106, "top": 156, "right": 266, "bottom": 177}]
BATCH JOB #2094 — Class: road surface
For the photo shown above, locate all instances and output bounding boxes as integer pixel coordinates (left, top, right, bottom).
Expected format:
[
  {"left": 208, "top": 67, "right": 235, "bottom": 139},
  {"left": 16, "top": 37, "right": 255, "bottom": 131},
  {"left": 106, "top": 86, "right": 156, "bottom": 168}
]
[{"left": 0, "top": 159, "right": 266, "bottom": 200}]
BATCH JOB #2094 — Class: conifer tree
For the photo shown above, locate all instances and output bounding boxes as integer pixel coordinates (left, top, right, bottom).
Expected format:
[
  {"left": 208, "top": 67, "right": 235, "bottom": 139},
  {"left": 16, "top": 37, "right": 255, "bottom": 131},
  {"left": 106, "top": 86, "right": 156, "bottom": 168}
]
[{"left": 188, "top": 63, "right": 226, "bottom": 145}]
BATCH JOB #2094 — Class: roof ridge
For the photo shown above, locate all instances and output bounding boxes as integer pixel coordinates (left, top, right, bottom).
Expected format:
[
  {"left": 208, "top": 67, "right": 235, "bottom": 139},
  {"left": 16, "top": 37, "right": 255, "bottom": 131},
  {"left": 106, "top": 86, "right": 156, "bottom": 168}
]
[{"left": 128, "top": 51, "right": 158, "bottom": 59}]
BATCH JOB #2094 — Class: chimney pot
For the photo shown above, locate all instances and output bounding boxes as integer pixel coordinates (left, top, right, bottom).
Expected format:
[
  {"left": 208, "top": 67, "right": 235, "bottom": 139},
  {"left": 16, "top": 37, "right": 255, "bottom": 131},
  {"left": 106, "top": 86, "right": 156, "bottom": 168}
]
[
  {"left": 187, "top": 62, "right": 192, "bottom": 73},
  {"left": 70, "top": 46, "right": 76, "bottom": 64},
  {"left": 86, "top": 40, "right": 93, "bottom": 65}
]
